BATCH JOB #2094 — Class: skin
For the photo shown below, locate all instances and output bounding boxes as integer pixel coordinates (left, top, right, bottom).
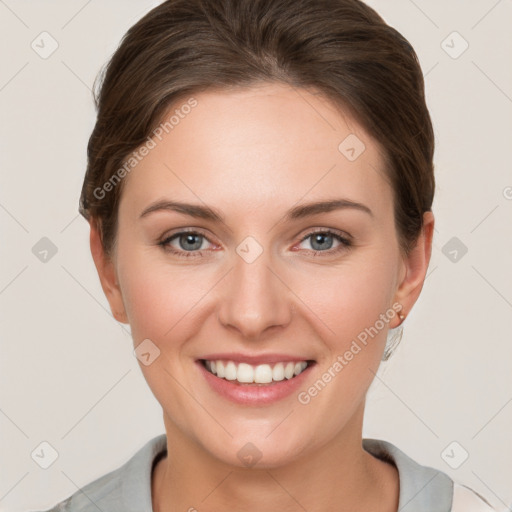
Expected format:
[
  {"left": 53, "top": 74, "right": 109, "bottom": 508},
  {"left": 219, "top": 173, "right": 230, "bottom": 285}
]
[{"left": 90, "top": 82, "right": 434, "bottom": 511}]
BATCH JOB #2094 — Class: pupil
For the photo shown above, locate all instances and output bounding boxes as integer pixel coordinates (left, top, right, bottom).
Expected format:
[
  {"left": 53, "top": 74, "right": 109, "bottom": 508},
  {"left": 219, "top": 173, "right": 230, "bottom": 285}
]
[
  {"left": 312, "top": 233, "right": 332, "bottom": 251},
  {"left": 181, "top": 234, "right": 202, "bottom": 251}
]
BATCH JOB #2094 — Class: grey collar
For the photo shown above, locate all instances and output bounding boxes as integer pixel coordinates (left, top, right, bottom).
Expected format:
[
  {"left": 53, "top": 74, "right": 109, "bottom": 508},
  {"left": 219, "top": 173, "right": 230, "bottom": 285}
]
[
  {"left": 363, "top": 438, "right": 453, "bottom": 511},
  {"left": 56, "top": 434, "right": 453, "bottom": 511}
]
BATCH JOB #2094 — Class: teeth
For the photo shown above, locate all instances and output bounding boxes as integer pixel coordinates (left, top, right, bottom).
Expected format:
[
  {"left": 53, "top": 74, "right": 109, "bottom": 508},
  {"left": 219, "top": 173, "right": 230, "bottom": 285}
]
[
  {"left": 237, "top": 363, "right": 255, "bottom": 383},
  {"left": 225, "top": 361, "right": 237, "bottom": 381},
  {"left": 216, "top": 361, "right": 225, "bottom": 378},
  {"left": 273, "top": 362, "right": 285, "bottom": 381},
  {"left": 203, "top": 359, "right": 309, "bottom": 384},
  {"left": 284, "top": 362, "right": 295, "bottom": 379},
  {"left": 254, "top": 364, "right": 273, "bottom": 383}
]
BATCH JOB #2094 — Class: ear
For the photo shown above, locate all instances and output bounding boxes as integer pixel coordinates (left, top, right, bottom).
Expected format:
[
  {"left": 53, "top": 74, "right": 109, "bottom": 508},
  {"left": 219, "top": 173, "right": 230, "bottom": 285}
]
[
  {"left": 89, "top": 220, "right": 128, "bottom": 324},
  {"left": 392, "top": 211, "right": 435, "bottom": 326}
]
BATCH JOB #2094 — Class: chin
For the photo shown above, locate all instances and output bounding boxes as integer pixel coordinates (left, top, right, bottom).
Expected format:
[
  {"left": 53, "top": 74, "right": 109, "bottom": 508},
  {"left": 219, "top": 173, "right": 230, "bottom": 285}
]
[{"left": 204, "top": 432, "right": 310, "bottom": 470}]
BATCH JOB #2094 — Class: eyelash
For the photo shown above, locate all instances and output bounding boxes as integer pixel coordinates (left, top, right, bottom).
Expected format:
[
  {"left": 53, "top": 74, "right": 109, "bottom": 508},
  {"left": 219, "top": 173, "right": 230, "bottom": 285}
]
[{"left": 158, "top": 228, "right": 352, "bottom": 259}]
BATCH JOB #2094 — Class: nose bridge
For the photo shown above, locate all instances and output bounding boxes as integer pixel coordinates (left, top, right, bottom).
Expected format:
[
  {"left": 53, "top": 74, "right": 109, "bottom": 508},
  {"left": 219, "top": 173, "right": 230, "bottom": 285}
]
[{"left": 217, "top": 235, "right": 291, "bottom": 338}]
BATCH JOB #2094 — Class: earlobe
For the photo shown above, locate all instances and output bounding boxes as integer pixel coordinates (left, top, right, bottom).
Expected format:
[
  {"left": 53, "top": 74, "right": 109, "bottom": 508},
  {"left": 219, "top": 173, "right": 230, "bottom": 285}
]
[
  {"left": 89, "top": 221, "right": 129, "bottom": 324},
  {"left": 392, "top": 211, "right": 435, "bottom": 327}
]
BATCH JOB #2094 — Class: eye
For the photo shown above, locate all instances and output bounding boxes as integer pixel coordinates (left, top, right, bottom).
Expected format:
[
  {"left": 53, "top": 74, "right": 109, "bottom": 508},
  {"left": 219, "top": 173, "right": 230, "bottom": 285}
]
[
  {"left": 158, "top": 228, "right": 352, "bottom": 259},
  {"left": 297, "top": 229, "right": 352, "bottom": 255},
  {"left": 159, "top": 230, "right": 215, "bottom": 258}
]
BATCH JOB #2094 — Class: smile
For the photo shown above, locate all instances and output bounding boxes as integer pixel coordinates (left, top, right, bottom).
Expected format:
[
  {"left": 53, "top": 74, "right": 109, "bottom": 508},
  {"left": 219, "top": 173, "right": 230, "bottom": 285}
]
[{"left": 201, "top": 359, "right": 311, "bottom": 385}]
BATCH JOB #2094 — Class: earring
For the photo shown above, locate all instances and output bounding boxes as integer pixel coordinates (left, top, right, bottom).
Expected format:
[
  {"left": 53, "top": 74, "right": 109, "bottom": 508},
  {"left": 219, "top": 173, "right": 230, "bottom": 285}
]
[{"left": 382, "top": 311, "right": 406, "bottom": 362}]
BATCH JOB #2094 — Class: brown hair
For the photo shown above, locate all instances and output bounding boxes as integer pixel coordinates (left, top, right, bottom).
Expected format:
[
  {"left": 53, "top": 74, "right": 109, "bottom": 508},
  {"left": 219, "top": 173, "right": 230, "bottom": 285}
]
[{"left": 79, "top": 0, "right": 434, "bottom": 258}]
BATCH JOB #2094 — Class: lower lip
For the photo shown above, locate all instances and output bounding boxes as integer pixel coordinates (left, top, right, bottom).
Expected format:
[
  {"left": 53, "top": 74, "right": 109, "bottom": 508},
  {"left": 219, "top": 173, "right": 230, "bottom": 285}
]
[{"left": 196, "top": 360, "right": 315, "bottom": 406}]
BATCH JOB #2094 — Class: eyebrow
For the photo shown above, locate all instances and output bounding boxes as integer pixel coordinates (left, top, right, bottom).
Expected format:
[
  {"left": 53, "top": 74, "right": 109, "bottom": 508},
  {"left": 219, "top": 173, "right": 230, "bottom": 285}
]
[{"left": 139, "top": 198, "right": 373, "bottom": 222}]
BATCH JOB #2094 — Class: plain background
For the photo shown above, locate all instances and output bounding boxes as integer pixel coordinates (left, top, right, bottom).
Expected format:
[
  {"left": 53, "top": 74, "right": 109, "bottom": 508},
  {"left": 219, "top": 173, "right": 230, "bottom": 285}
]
[{"left": 0, "top": 1, "right": 511, "bottom": 510}]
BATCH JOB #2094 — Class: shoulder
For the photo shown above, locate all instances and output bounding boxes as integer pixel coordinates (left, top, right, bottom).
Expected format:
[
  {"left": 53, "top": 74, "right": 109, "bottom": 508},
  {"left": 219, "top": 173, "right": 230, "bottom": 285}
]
[
  {"left": 30, "top": 434, "right": 167, "bottom": 512},
  {"left": 363, "top": 438, "right": 497, "bottom": 512}
]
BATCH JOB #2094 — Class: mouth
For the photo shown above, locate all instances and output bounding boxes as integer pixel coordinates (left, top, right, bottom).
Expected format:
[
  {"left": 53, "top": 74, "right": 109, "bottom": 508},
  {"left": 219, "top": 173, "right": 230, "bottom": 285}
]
[{"left": 199, "top": 358, "right": 316, "bottom": 386}]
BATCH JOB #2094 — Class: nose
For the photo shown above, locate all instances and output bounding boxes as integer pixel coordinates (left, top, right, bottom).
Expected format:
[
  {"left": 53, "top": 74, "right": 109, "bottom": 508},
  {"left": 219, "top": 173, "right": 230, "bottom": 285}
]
[{"left": 217, "top": 244, "right": 293, "bottom": 340}]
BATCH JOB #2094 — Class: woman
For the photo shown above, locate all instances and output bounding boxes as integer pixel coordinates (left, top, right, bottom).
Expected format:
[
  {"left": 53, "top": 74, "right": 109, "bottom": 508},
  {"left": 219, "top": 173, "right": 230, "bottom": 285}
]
[{"left": 36, "top": 0, "right": 496, "bottom": 510}]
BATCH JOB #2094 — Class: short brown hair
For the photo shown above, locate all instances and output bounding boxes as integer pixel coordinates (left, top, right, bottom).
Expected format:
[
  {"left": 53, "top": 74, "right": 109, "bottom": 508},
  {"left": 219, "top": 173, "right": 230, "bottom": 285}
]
[{"left": 79, "top": 0, "right": 434, "bottom": 258}]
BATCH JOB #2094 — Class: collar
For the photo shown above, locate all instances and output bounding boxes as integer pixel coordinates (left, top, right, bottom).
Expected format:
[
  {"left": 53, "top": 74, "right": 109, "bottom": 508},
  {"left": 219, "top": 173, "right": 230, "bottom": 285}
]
[
  {"left": 92, "top": 434, "right": 453, "bottom": 511},
  {"left": 363, "top": 438, "right": 453, "bottom": 511}
]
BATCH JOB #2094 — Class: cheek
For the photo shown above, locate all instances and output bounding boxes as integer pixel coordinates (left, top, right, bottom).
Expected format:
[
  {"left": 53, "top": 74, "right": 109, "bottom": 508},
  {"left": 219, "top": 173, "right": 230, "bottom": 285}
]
[
  {"left": 120, "top": 265, "right": 208, "bottom": 343},
  {"left": 290, "top": 257, "right": 397, "bottom": 419},
  {"left": 115, "top": 237, "right": 210, "bottom": 344},
  {"left": 294, "top": 253, "right": 398, "bottom": 347}
]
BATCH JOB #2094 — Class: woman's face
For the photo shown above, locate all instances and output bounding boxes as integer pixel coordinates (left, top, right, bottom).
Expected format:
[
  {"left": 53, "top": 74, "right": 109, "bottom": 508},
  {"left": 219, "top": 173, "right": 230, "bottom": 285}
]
[{"left": 93, "top": 82, "right": 432, "bottom": 468}]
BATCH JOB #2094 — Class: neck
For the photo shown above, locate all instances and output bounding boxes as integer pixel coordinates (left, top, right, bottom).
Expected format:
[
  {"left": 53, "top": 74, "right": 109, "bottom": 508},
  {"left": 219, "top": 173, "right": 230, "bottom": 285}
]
[{"left": 152, "top": 404, "right": 399, "bottom": 512}]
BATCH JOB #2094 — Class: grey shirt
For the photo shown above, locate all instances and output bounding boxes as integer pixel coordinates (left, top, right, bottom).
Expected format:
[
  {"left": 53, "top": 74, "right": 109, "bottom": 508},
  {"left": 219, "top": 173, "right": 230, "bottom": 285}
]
[{"left": 34, "top": 434, "right": 494, "bottom": 512}]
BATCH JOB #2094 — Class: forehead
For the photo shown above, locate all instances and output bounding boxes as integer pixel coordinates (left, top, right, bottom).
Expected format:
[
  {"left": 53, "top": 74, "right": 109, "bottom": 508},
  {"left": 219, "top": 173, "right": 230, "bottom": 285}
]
[{"left": 119, "top": 82, "right": 392, "bottom": 220}]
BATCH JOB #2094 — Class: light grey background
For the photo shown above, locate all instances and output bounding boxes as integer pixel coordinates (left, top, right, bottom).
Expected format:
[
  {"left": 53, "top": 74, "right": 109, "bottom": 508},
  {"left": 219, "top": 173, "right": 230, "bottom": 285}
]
[{"left": 0, "top": 1, "right": 511, "bottom": 510}]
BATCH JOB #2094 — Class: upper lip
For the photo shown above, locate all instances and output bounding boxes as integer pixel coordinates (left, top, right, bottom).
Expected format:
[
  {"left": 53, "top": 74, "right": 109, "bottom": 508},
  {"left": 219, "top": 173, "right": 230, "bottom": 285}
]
[{"left": 198, "top": 353, "right": 315, "bottom": 365}]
